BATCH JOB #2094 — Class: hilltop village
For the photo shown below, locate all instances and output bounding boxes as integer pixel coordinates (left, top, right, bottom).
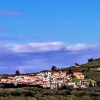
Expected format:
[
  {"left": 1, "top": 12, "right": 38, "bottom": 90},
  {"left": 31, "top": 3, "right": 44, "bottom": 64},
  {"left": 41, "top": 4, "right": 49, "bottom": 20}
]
[{"left": 0, "top": 58, "right": 98, "bottom": 90}]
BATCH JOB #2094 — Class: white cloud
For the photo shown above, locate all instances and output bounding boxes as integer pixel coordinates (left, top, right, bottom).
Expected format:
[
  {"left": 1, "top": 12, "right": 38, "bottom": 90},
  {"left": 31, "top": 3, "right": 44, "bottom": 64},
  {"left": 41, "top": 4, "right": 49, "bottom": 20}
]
[
  {"left": 66, "top": 43, "right": 98, "bottom": 51},
  {"left": 4, "top": 42, "right": 98, "bottom": 53},
  {"left": 8, "top": 42, "right": 65, "bottom": 53}
]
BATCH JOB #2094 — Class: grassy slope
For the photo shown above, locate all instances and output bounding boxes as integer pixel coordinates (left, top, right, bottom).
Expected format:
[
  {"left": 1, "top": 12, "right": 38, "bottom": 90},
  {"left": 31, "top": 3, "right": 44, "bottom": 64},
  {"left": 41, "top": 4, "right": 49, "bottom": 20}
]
[{"left": 70, "top": 58, "right": 100, "bottom": 82}]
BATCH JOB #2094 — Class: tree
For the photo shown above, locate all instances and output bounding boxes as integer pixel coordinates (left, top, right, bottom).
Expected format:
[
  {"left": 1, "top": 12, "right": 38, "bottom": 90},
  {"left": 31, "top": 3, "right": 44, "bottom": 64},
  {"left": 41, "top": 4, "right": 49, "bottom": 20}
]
[
  {"left": 15, "top": 70, "right": 20, "bottom": 76},
  {"left": 68, "top": 68, "right": 72, "bottom": 74},
  {"left": 88, "top": 58, "right": 93, "bottom": 62},
  {"left": 89, "top": 80, "right": 93, "bottom": 87},
  {"left": 75, "top": 63, "right": 79, "bottom": 66},
  {"left": 86, "top": 67, "right": 90, "bottom": 72},
  {"left": 96, "top": 81, "right": 100, "bottom": 87},
  {"left": 51, "top": 66, "right": 57, "bottom": 71}
]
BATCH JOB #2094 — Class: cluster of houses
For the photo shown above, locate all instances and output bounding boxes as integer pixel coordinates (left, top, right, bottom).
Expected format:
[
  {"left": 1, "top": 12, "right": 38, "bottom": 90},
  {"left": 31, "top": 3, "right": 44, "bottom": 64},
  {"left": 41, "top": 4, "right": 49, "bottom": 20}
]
[{"left": 0, "top": 69, "right": 95, "bottom": 89}]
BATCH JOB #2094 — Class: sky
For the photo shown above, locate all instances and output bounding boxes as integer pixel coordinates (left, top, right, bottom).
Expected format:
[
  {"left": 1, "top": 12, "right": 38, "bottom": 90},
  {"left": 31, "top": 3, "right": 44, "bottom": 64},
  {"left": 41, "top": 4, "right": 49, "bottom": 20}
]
[{"left": 0, "top": 0, "right": 100, "bottom": 74}]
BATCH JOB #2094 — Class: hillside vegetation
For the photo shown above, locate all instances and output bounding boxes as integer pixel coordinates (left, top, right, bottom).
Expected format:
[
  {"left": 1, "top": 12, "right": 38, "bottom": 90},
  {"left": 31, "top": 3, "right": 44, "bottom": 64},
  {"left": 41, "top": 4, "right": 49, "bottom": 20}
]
[
  {"left": 68, "top": 58, "right": 100, "bottom": 83},
  {"left": 0, "top": 87, "right": 100, "bottom": 100}
]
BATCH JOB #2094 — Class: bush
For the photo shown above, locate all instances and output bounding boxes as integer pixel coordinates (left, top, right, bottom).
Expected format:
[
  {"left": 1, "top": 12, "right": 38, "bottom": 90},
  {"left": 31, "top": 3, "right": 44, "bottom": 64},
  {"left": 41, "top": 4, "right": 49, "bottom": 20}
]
[
  {"left": 11, "top": 90, "right": 20, "bottom": 96},
  {"left": 19, "top": 90, "right": 34, "bottom": 97},
  {"left": 71, "top": 90, "right": 86, "bottom": 97}
]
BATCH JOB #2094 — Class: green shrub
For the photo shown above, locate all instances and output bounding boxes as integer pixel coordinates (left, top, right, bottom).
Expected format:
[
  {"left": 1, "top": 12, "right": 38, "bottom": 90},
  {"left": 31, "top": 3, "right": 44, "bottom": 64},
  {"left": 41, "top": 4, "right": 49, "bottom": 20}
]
[
  {"left": 71, "top": 90, "right": 86, "bottom": 97},
  {"left": 10, "top": 90, "right": 20, "bottom": 96}
]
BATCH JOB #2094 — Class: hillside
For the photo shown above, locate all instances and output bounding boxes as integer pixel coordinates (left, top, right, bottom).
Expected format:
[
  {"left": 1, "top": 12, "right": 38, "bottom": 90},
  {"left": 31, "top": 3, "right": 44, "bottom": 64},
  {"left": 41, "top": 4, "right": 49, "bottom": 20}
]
[{"left": 65, "top": 58, "right": 100, "bottom": 82}]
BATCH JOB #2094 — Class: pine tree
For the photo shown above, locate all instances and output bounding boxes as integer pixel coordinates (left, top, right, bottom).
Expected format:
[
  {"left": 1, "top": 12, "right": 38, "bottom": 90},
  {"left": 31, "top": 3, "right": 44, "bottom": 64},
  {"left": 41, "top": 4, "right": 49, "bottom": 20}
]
[
  {"left": 51, "top": 66, "right": 57, "bottom": 71},
  {"left": 15, "top": 70, "right": 20, "bottom": 76},
  {"left": 68, "top": 68, "right": 72, "bottom": 74}
]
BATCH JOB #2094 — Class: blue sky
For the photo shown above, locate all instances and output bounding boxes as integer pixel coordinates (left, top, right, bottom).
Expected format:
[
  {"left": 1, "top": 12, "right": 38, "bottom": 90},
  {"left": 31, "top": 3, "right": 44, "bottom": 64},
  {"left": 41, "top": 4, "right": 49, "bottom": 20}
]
[
  {"left": 0, "top": 0, "right": 100, "bottom": 74},
  {"left": 0, "top": 0, "right": 100, "bottom": 44}
]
